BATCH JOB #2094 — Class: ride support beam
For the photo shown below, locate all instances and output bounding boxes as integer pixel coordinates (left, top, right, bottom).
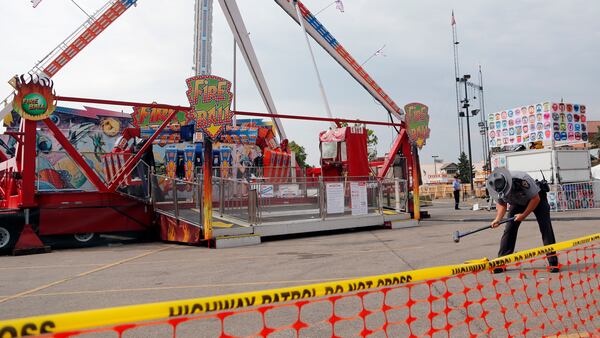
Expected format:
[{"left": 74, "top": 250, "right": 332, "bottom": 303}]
[
  {"left": 234, "top": 110, "right": 403, "bottom": 128},
  {"left": 21, "top": 119, "right": 38, "bottom": 207},
  {"left": 55, "top": 96, "right": 191, "bottom": 113},
  {"left": 15, "top": 121, "right": 25, "bottom": 173},
  {"left": 4, "top": 132, "right": 24, "bottom": 145},
  {"left": 378, "top": 129, "right": 406, "bottom": 178},
  {"left": 203, "top": 140, "right": 213, "bottom": 240},
  {"left": 411, "top": 144, "right": 420, "bottom": 221},
  {"left": 55, "top": 95, "right": 403, "bottom": 128},
  {"left": 107, "top": 109, "right": 179, "bottom": 191},
  {"left": 44, "top": 118, "right": 109, "bottom": 192}
]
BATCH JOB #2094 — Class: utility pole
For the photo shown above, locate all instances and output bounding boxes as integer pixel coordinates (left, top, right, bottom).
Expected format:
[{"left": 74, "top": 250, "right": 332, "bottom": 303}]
[
  {"left": 478, "top": 66, "right": 491, "bottom": 171},
  {"left": 432, "top": 155, "right": 439, "bottom": 175},
  {"left": 451, "top": 10, "right": 464, "bottom": 155},
  {"left": 458, "top": 74, "right": 475, "bottom": 194}
]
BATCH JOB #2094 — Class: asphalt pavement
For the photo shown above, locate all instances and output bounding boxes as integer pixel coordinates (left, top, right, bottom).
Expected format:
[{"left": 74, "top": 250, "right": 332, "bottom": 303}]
[{"left": 0, "top": 200, "right": 598, "bottom": 336}]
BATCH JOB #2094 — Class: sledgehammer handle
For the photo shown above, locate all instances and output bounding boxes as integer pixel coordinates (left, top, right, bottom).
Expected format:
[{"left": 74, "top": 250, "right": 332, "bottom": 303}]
[
  {"left": 495, "top": 216, "right": 516, "bottom": 227},
  {"left": 461, "top": 224, "right": 492, "bottom": 237},
  {"left": 462, "top": 217, "right": 516, "bottom": 237}
]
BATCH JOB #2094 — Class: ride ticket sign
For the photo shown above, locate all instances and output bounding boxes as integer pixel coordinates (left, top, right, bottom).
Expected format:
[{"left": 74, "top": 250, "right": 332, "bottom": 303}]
[
  {"left": 404, "top": 102, "right": 430, "bottom": 150},
  {"left": 186, "top": 75, "right": 234, "bottom": 140}
]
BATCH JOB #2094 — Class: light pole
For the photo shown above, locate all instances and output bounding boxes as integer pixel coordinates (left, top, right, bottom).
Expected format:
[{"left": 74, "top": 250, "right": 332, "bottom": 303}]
[
  {"left": 457, "top": 74, "right": 475, "bottom": 194},
  {"left": 478, "top": 66, "right": 490, "bottom": 172},
  {"left": 432, "top": 155, "right": 439, "bottom": 175},
  {"left": 478, "top": 120, "right": 491, "bottom": 171}
]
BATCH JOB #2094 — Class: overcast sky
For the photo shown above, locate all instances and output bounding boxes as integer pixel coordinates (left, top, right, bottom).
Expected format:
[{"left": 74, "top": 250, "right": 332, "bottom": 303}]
[{"left": 1, "top": 1, "right": 599, "bottom": 166}]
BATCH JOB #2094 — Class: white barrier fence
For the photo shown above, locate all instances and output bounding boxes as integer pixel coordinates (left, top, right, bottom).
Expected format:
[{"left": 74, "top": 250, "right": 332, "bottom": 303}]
[{"left": 548, "top": 180, "right": 600, "bottom": 211}]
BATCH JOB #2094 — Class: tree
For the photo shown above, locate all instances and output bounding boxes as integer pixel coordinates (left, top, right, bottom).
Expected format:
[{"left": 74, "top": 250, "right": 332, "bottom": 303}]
[
  {"left": 289, "top": 141, "right": 309, "bottom": 168},
  {"left": 366, "top": 129, "right": 379, "bottom": 161},
  {"left": 590, "top": 126, "right": 600, "bottom": 149},
  {"left": 340, "top": 123, "right": 378, "bottom": 161},
  {"left": 457, "top": 151, "right": 474, "bottom": 183}
]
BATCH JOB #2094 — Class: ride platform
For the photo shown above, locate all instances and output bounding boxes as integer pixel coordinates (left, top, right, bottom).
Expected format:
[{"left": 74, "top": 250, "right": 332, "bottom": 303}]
[{"left": 156, "top": 202, "right": 415, "bottom": 249}]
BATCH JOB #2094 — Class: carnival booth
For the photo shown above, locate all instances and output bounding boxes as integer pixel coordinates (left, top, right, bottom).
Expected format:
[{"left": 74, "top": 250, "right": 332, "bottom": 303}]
[{"left": 489, "top": 102, "right": 596, "bottom": 211}]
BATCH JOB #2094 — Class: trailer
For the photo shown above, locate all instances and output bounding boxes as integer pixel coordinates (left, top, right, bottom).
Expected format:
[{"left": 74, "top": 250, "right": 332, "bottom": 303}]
[{"left": 492, "top": 149, "right": 591, "bottom": 184}]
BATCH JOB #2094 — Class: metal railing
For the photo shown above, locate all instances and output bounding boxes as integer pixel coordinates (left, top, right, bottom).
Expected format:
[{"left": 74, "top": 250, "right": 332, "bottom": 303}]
[
  {"left": 152, "top": 174, "right": 202, "bottom": 226},
  {"left": 213, "top": 177, "right": 254, "bottom": 223},
  {"left": 150, "top": 175, "right": 410, "bottom": 226},
  {"left": 253, "top": 176, "right": 322, "bottom": 224},
  {"left": 210, "top": 176, "right": 390, "bottom": 225},
  {"left": 381, "top": 178, "right": 409, "bottom": 212},
  {"left": 34, "top": 148, "right": 410, "bottom": 228},
  {"left": 197, "top": 165, "right": 307, "bottom": 180},
  {"left": 195, "top": 166, "right": 318, "bottom": 224}
]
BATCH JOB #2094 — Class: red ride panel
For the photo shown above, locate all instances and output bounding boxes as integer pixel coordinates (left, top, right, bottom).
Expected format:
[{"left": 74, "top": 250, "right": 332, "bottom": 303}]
[
  {"left": 39, "top": 205, "right": 151, "bottom": 235},
  {"left": 345, "top": 128, "right": 369, "bottom": 177},
  {"left": 37, "top": 192, "right": 153, "bottom": 235}
]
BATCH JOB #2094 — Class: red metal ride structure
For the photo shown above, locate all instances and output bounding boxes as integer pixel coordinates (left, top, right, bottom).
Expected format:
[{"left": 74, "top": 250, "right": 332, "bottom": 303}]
[
  {"left": 275, "top": 0, "right": 420, "bottom": 199},
  {"left": 0, "top": 0, "right": 144, "bottom": 254},
  {"left": 0, "top": 0, "right": 423, "bottom": 255},
  {"left": 0, "top": 76, "right": 155, "bottom": 255}
]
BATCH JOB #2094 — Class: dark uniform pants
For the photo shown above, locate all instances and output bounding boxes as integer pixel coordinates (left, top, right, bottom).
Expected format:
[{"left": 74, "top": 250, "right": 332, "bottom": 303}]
[
  {"left": 498, "top": 193, "right": 559, "bottom": 267},
  {"left": 453, "top": 190, "right": 460, "bottom": 209}
]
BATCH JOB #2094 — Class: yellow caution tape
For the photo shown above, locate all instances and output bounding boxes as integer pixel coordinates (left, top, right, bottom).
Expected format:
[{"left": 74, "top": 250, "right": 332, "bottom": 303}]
[
  {"left": 212, "top": 221, "right": 233, "bottom": 228},
  {"left": 464, "top": 257, "right": 489, "bottom": 264},
  {"left": 1, "top": 233, "right": 598, "bottom": 337}
]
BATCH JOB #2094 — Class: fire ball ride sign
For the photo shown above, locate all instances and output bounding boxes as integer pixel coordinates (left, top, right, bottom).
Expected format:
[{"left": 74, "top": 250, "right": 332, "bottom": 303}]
[
  {"left": 131, "top": 106, "right": 195, "bottom": 128},
  {"left": 186, "top": 75, "right": 234, "bottom": 140},
  {"left": 13, "top": 75, "right": 56, "bottom": 121},
  {"left": 404, "top": 102, "right": 430, "bottom": 150},
  {"left": 404, "top": 102, "right": 429, "bottom": 222},
  {"left": 184, "top": 75, "right": 234, "bottom": 241}
]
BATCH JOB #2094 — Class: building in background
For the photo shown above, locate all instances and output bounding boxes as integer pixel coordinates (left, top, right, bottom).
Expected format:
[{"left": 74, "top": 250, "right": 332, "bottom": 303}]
[
  {"left": 421, "top": 162, "right": 460, "bottom": 185},
  {"left": 440, "top": 163, "right": 459, "bottom": 176}
]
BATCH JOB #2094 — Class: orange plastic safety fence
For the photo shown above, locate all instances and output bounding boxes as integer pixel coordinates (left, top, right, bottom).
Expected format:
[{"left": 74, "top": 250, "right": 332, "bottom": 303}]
[{"left": 45, "top": 244, "right": 599, "bottom": 338}]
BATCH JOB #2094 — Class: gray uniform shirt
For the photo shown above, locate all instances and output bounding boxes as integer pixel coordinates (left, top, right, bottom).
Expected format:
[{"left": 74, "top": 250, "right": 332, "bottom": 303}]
[{"left": 497, "top": 171, "right": 540, "bottom": 207}]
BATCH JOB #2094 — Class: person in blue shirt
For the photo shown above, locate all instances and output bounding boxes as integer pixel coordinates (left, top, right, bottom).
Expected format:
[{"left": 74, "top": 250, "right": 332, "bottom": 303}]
[
  {"left": 453, "top": 176, "right": 461, "bottom": 210},
  {"left": 487, "top": 167, "right": 559, "bottom": 273}
]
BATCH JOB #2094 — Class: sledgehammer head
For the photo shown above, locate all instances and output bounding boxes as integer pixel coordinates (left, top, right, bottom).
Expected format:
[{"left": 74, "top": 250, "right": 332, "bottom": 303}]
[{"left": 453, "top": 230, "right": 460, "bottom": 243}]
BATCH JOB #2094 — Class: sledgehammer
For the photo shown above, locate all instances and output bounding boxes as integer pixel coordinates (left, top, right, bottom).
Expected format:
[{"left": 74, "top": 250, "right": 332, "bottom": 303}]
[{"left": 453, "top": 217, "right": 515, "bottom": 243}]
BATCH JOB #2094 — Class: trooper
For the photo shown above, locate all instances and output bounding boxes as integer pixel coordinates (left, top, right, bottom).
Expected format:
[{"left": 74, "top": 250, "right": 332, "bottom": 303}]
[{"left": 487, "top": 167, "right": 559, "bottom": 273}]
